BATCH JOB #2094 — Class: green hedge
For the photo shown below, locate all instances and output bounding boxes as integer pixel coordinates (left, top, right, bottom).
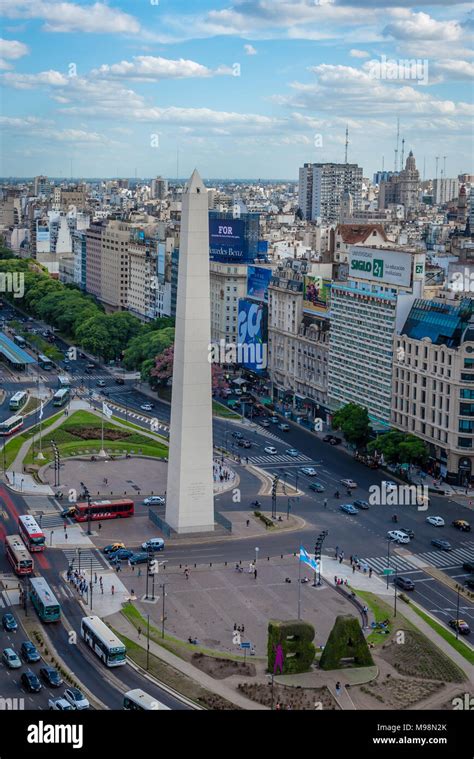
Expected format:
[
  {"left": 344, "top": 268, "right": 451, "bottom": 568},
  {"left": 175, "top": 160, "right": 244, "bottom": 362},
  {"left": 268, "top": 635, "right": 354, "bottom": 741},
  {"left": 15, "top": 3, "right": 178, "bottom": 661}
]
[
  {"left": 320, "top": 615, "right": 374, "bottom": 670},
  {"left": 267, "top": 619, "right": 315, "bottom": 674}
]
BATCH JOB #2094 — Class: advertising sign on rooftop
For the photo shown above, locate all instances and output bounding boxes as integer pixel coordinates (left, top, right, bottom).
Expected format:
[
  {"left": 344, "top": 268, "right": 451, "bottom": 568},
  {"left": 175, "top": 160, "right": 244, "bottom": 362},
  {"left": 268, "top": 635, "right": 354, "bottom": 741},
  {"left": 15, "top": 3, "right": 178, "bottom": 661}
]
[
  {"left": 349, "top": 247, "right": 412, "bottom": 288},
  {"left": 209, "top": 217, "right": 246, "bottom": 262},
  {"left": 303, "top": 276, "right": 331, "bottom": 314},
  {"left": 247, "top": 266, "right": 272, "bottom": 303}
]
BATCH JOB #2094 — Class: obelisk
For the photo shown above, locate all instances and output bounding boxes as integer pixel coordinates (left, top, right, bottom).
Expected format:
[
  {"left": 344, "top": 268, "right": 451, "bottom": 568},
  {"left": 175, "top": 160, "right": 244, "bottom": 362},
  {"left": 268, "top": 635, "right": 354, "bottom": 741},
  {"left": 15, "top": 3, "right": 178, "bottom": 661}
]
[{"left": 165, "top": 170, "right": 215, "bottom": 533}]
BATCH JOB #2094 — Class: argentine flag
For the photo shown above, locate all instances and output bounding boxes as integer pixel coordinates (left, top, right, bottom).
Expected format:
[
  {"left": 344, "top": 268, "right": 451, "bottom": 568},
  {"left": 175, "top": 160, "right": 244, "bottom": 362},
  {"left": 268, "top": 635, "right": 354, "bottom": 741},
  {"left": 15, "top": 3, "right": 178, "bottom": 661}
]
[
  {"left": 102, "top": 402, "right": 113, "bottom": 419},
  {"left": 299, "top": 546, "right": 319, "bottom": 573}
]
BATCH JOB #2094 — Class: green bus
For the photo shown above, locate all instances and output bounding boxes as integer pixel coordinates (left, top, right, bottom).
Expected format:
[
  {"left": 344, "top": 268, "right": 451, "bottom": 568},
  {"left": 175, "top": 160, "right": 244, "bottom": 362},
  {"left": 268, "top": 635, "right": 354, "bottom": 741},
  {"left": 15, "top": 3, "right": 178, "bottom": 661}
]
[
  {"left": 53, "top": 388, "right": 70, "bottom": 406},
  {"left": 29, "top": 576, "right": 61, "bottom": 623},
  {"left": 9, "top": 391, "right": 27, "bottom": 411},
  {"left": 38, "top": 354, "right": 53, "bottom": 371}
]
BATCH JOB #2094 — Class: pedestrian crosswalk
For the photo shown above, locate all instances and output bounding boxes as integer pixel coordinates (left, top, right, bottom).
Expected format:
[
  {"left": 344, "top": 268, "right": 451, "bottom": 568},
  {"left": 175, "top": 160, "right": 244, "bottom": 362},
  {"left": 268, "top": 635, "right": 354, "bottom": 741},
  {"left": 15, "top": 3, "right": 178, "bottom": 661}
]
[
  {"left": 35, "top": 514, "right": 64, "bottom": 529},
  {"left": 96, "top": 401, "right": 169, "bottom": 432},
  {"left": 63, "top": 548, "right": 108, "bottom": 572},
  {"left": 249, "top": 453, "right": 313, "bottom": 465},
  {"left": 362, "top": 555, "right": 418, "bottom": 574},
  {"left": 363, "top": 544, "right": 474, "bottom": 574}
]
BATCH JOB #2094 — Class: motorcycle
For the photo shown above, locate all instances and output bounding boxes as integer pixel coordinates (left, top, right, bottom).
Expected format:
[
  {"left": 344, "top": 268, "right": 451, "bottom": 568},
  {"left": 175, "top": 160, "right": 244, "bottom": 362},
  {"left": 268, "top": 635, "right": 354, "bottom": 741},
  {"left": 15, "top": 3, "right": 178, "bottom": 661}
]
[
  {"left": 392, "top": 514, "right": 398, "bottom": 523},
  {"left": 334, "top": 491, "right": 340, "bottom": 499},
  {"left": 251, "top": 500, "right": 261, "bottom": 508}
]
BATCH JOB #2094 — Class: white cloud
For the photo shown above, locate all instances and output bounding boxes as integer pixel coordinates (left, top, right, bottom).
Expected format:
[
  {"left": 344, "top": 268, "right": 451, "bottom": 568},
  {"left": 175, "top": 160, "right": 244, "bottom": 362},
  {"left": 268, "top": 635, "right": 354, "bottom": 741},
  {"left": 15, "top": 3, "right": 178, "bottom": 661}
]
[
  {"left": 244, "top": 44, "right": 257, "bottom": 55},
  {"left": 0, "top": 38, "right": 29, "bottom": 59},
  {"left": 91, "top": 56, "right": 233, "bottom": 81},
  {"left": 432, "top": 59, "right": 474, "bottom": 81},
  {"left": 2, "top": 69, "right": 68, "bottom": 89},
  {"left": 384, "top": 11, "right": 462, "bottom": 41},
  {"left": 0, "top": 0, "right": 141, "bottom": 35},
  {"left": 350, "top": 49, "right": 370, "bottom": 58}
]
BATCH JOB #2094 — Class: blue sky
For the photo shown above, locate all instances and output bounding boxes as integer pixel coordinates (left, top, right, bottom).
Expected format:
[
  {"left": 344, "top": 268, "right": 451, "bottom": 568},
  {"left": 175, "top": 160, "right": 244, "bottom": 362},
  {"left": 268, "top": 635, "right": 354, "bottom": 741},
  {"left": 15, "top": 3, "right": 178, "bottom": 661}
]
[{"left": 1, "top": 0, "right": 473, "bottom": 179}]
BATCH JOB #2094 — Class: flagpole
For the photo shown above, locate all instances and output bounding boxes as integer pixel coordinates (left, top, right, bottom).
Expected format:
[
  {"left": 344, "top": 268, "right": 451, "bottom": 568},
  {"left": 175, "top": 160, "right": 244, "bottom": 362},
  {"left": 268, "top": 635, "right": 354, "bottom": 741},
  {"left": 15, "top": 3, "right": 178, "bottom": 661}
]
[
  {"left": 37, "top": 402, "right": 45, "bottom": 460},
  {"left": 298, "top": 551, "right": 302, "bottom": 620}
]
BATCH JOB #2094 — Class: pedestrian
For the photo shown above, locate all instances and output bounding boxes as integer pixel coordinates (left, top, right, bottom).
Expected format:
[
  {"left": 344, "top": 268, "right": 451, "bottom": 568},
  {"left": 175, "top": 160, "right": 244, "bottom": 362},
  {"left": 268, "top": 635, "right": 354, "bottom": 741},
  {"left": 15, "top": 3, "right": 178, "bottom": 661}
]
[
  {"left": 94, "top": 573, "right": 97, "bottom": 584},
  {"left": 335, "top": 545, "right": 339, "bottom": 557},
  {"left": 350, "top": 555, "right": 353, "bottom": 565},
  {"left": 184, "top": 567, "right": 189, "bottom": 580},
  {"left": 246, "top": 519, "right": 250, "bottom": 527},
  {"left": 254, "top": 568, "right": 257, "bottom": 580},
  {"left": 335, "top": 681, "right": 342, "bottom": 697},
  {"left": 234, "top": 623, "right": 237, "bottom": 631},
  {"left": 334, "top": 575, "right": 338, "bottom": 584},
  {"left": 63, "top": 522, "right": 66, "bottom": 532},
  {"left": 323, "top": 498, "right": 327, "bottom": 509},
  {"left": 131, "top": 563, "right": 135, "bottom": 571},
  {"left": 369, "top": 567, "right": 373, "bottom": 578},
  {"left": 138, "top": 568, "right": 142, "bottom": 577},
  {"left": 339, "top": 555, "right": 343, "bottom": 564},
  {"left": 137, "top": 626, "right": 142, "bottom": 638},
  {"left": 131, "top": 589, "right": 135, "bottom": 597},
  {"left": 99, "top": 576, "right": 102, "bottom": 585},
  {"left": 100, "top": 584, "right": 104, "bottom": 595},
  {"left": 340, "top": 551, "right": 344, "bottom": 560},
  {"left": 352, "top": 564, "right": 355, "bottom": 574},
  {"left": 64, "top": 533, "right": 68, "bottom": 541},
  {"left": 241, "top": 624, "right": 245, "bottom": 634},
  {"left": 111, "top": 585, "right": 115, "bottom": 595}
]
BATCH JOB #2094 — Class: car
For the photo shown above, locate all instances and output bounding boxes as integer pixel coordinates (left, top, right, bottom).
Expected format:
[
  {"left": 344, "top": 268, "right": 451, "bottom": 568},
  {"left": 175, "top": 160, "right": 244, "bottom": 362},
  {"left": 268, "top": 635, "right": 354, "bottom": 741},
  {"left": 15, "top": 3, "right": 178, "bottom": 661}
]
[
  {"left": 340, "top": 503, "right": 358, "bottom": 515},
  {"left": 129, "top": 552, "right": 149, "bottom": 565},
  {"left": 141, "top": 538, "right": 165, "bottom": 552},
  {"left": 300, "top": 467, "right": 318, "bottom": 476},
  {"left": 40, "top": 666, "right": 63, "bottom": 688},
  {"left": 2, "top": 648, "right": 21, "bottom": 669},
  {"left": 21, "top": 640, "right": 40, "bottom": 663},
  {"left": 381, "top": 480, "right": 397, "bottom": 491},
  {"left": 463, "top": 561, "right": 474, "bottom": 573},
  {"left": 109, "top": 548, "right": 134, "bottom": 561},
  {"left": 322, "top": 434, "right": 334, "bottom": 442},
  {"left": 103, "top": 542, "right": 125, "bottom": 554},
  {"left": 452, "top": 519, "right": 471, "bottom": 532},
  {"left": 387, "top": 530, "right": 410, "bottom": 544},
  {"left": 431, "top": 539, "right": 452, "bottom": 551},
  {"left": 140, "top": 403, "right": 154, "bottom": 411},
  {"left": 264, "top": 446, "right": 278, "bottom": 455},
  {"left": 464, "top": 578, "right": 474, "bottom": 591},
  {"left": 270, "top": 417, "right": 279, "bottom": 424},
  {"left": 84, "top": 367, "right": 92, "bottom": 374},
  {"left": 60, "top": 506, "right": 76, "bottom": 518},
  {"left": 285, "top": 448, "right": 299, "bottom": 457},
  {"left": 394, "top": 576, "right": 415, "bottom": 591},
  {"left": 234, "top": 389, "right": 243, "bottom": 396},
  {"left": 115, "top": 377, "right": 125, "bottom": 385},
  {"left": 96, "top": 379, "right": 106, "bottom": 387},
  {"left": 448, "top": 619, "right": 470, "bottom": 635},
  {"left": 341, "top": 479, "right": 357, "bottom": 489},
  {"left": 144, "top": 496, "right": 165, "bottom": 506},
  {"left": 49, "top": 698, "right": 73, "bottom": 711},
  {"left": 2, "top": 613, "right": 18, "bottom": 632},
  {"left": 278, "top": 423, "right": 290, "bottom": 431},
  {"left": 237, "top": 439, "right": 252, "bottom": 448},
  {"left": 86, "top": 363, "right": 95, "bottom": 370},
  {"left": 64, "top": 687, "right": 89, "bottom": 710},
  {"left": 21, "top": 671, "right": 42, "bottom": 693},
  {"left": 322, "top": 435, "right": 342, "bottom": 445},
  {"left": 232, "top": 431, "right": 244, "bottom": 440},
  {"left": 353, "top": 500, "right": 369, "bottom": 510},
  {"left": 309, "top": 482, "right": 325, "bottom": 493},
  {"left": 260, "top": 420, "right": 270, "bottom": 427},
  {"left": 426, "top": 516, "right": 445, "bottom": 527},
  {"left": 399, "top": 528, "right": 415, "bottom": 539}
]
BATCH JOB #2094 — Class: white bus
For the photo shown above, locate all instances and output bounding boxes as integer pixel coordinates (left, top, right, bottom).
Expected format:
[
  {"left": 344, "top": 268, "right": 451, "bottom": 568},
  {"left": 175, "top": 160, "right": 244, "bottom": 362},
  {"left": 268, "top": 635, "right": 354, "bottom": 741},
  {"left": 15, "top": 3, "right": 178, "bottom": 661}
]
[
  {"left": 5, "top": 534, "right": 34, "bottom": 576},
  {"left": 123, "top": 689, "right": 171, "bottom": 711},
  {"left": 9, "top": 391, "right": 27, "bottom": 411},
  {"left": 0, "top": 415, "right": 24, "bottom": 436},
  {"left": 80, "top": 616, "right": 126, "bottom": 667},
  {"left": 58, "top": 375, "right": 70, "bottom": 389}
]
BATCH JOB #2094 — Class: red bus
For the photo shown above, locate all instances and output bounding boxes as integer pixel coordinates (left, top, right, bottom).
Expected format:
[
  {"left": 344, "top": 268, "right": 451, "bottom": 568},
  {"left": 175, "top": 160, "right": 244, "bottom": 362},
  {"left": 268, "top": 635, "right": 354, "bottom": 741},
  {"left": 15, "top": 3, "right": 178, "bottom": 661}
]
[
  {"left": 0, "top": 415, "right": 24, "bottom": 436},
  {"left": 74, "top": 499, "right": 134, "bottom": 522},
  {"left": 18, "top": 514, "right": 46, "bottom": 552},
  {"left": 5, "top": 534, "right": 34, "bottom": 575}
]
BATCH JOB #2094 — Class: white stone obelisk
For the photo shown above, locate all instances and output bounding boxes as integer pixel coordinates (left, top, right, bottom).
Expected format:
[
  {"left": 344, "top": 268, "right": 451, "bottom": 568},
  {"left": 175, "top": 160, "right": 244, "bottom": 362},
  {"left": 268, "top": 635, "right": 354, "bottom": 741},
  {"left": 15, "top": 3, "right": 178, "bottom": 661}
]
[{"left": 165, "top": 170, "right": 215, "bottom": 533}]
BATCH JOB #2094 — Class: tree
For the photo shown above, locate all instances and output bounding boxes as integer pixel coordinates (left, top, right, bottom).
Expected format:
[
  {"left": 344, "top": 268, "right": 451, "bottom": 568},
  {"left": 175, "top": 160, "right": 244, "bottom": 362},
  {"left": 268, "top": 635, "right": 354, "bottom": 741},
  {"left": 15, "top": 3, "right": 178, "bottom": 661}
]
[
  {"left": 332, "top": 403, "right": 372, "bottom": 448},
  {"left": 123, "top": 327, "right": 174, "bottom": 371},
  {"left": 211, "top": 364, "right": 230, "bottom": 394},
  {"left": 151, "top": 345, "right": 174, "bottom": 386},
  {"left": 319, "top": 615, "right": 374, "bottom": 670},
  {"left": 368, "top": 431, "right": 428, "bottom": 466}
]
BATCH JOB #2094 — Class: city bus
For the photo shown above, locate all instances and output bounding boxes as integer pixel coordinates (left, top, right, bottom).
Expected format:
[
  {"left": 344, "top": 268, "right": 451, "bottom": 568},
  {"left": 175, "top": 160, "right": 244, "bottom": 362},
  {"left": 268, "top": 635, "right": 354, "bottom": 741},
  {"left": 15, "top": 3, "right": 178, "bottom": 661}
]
[
  {"left": 18, "top": 514, "right": 46, "bottom": 552},
  {"left": 13, "top": 334, "right": 26, "bottom": 348},
  {"left": 74, "top": 499, "right": 134, "bottom": 522},
  {"left": 5, "top": 534, "right": 34, "bottom": 576},
  {"left": 0, "top": 415, "right": 24, "bottom": 436},
  {"left": 58, "top": 375, "right": 70, "bottom": 389},
  {"left": 53, "top": 388, "right": 70, "bottom": 406},
  {"left": 81, "top": 616, "right": 126, "bottom": 667},
  {"left": 29, "top": 576, "right": 61, "bottom": 623},
  {"left": 38, "top": 354, "right": 53, "bottom": 371},
  {"left": 9, "top": 391, "right": 27, "bottom": 411},
  {"left": 123, "top": 689, "right": 171, "bottom": 711}
]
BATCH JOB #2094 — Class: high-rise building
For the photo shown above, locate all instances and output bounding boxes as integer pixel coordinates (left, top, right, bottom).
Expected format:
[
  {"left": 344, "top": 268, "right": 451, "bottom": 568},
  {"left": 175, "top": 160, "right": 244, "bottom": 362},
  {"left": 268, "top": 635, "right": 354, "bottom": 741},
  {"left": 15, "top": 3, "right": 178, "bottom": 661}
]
[
  {"left": 85, "top": 220, "right": 130, "bottom": 310},
  {"left": 433, "top": 178, "right": 459, "bottom": 206},
  {"left": 151, "top": 176, "right": 168, "bottom": 200},
  {"left": 33, "top": 175, "right": 50, "bottom": 197},
  {"left": 378, "top": 151, "right": 420, "bottom": 210},
  {"left": 298, "top": 162, "right": 363, "bottom": 223},
  {"left": 210, "top": 261, "right": 248, "bottom": 343}
]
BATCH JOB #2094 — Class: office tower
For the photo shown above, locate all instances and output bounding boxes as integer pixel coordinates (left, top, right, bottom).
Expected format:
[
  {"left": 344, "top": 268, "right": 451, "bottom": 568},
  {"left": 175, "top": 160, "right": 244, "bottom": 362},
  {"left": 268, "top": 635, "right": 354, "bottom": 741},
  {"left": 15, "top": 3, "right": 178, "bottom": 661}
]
[{"left": 298, "top": 163, "right": 363, "bottom": 223}]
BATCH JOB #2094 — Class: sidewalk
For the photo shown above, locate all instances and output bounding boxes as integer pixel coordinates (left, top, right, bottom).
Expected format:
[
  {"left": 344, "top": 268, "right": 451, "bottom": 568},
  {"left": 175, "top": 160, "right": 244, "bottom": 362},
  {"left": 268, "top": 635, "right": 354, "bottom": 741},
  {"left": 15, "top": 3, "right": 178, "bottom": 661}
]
[{"left": 107, "top": 610, "right": 268, "bottom": 710}]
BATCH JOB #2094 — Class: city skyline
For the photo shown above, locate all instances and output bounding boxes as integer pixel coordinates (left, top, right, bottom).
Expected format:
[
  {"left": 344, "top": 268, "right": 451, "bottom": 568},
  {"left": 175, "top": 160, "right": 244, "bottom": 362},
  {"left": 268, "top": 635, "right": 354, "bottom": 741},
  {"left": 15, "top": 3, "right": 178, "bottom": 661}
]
[{"left": 1, "top": 0, "right": 473, "bottom": 179}]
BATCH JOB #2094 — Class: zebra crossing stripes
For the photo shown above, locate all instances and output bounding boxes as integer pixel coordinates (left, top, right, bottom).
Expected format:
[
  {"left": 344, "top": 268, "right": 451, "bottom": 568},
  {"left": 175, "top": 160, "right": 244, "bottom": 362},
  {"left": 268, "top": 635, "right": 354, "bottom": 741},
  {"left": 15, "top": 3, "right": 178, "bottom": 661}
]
[
  {"left": 255, "top": 428, "right": 283, "bottom": 443},
  {"left": 418, "top": 546, "right": 474, "bottom": 568},
  {"left": 63, "top": 549, "right": 108, "bottom": 572},
  {"left": 362, "top": 555, "right": 418, "bottom": 574},
  {"left": 249, "top": 453, "right": 313, "bottom": 465},
  {"left": 35, "top": 514, "right": 64, "bottom": 529}
]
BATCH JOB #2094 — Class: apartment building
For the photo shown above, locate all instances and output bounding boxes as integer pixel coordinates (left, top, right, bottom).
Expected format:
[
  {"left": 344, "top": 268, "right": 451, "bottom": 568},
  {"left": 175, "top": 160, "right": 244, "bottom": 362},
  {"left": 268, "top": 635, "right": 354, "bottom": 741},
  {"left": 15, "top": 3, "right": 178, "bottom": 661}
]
[
  {"left": 298, "top": 162, "right": 363, "bottom": 223},
  {"left": 210, "top": 261, "right": 248, "bottom": 343}
]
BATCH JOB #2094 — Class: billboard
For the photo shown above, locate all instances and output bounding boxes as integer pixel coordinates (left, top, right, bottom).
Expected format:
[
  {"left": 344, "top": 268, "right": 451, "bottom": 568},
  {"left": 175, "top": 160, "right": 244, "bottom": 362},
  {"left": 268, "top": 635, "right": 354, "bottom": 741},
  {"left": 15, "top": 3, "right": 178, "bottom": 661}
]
[
  {"left": 247, "top": 266, "right": 272, "bottom": 303},
  {"left": 237, "top": 299, "right": 268, "bottom": 373},
  {"left": 349, "top": 247, "right": 412, "bottom": 288},
  {"left": 303, "top": 276, "right": 331, "bottom": 313},
  {"left": 209, "top": 217, "right": 246, "bottom": 262}
]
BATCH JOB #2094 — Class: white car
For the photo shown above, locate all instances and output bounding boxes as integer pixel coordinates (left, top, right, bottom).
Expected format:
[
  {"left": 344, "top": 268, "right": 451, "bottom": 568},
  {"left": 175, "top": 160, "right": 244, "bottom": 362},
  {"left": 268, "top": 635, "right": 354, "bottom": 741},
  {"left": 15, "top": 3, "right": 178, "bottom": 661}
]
[
  {"left": 234, "top": 389, "right": 243, "bottom": 396},
  {"left": 49, "top": 698, "right": 73, "bottom": 711},
  {"left": 286, "top": 448, "right": 299, "bottom": 457},
  {"left": 381, "top": 480, "right": 397, "bottom": 491},
  {"left": 300, "top": 467, "right": 318, "bottom": 476},
  {"left": 144, "top": 496, "right": 165, "bottom": 506},
  {"left": 264, "top": 446, "right": 278, "bottom": 455},
  {"left": 341, "top": 479, "right": 357, "bottom": 489},
  {"left": 387, "top": 530, "right": 410, "bottom": 544},
  {"left": 278, "top": 423, "right": 290, "bottom": 431},
  {"left": 426, "top": 516, "right": 445, "bottom": 527},
  {"left": 64, "top": 687, "right": 90, "bottom": 710},
  {"left": 140, "top": 403, "right": 154, "bottom": 411}
]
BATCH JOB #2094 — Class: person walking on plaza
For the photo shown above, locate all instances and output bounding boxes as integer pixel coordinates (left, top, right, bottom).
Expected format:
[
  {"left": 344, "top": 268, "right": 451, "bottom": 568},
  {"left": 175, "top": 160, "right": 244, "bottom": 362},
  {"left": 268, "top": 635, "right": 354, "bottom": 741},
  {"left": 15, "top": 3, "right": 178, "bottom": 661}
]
[
  {"left": 323, "top": 498, "right": 327, "bottom": 509},
  {"left": 254, "top": 567, "right": 257, "bottom": 580},
  {"left": 335, "top": 681, "right": 342, "bottom": 697},
  {"left": 369, "top": 567, "right": 373, "bottom": 578},
  {"left": 111, "top": 585, "right": 115, "bottom": 595},
  {"left": 137, "top": 626, "right": 142, "bottom": 639}
]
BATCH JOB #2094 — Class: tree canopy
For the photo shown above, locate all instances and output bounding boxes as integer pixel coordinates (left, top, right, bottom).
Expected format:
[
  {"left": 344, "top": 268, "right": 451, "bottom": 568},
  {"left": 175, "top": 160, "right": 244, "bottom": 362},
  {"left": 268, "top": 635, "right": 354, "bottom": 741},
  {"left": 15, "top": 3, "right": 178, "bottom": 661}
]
[
  {"left": 332, "top": 403, "right": 372, "bottom": 448},
  {"left": 368, "top": 431, "right": 428, "bottom": 466}
]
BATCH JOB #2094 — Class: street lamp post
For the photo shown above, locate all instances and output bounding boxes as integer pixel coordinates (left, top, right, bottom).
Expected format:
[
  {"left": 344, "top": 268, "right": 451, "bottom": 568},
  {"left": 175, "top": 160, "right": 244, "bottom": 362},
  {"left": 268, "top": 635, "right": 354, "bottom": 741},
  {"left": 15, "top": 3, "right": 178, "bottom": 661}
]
[
  {"left": 160, "top": 583, "right": 166, "bottom": 639},
  {"left": 255, "top": 547, "right": 259, "bottom": 565},
  {"left": 78, "top": 548, "right": 82, "bottom": 574},
  {"left": 50, "top": 531, "right": 54, "bottom": 547}
]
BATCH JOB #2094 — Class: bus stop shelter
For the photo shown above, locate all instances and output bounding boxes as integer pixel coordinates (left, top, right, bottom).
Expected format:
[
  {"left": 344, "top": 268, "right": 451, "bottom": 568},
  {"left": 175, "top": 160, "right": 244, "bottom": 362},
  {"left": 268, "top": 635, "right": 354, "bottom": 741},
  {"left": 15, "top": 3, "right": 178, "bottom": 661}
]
[{"left": 0, "top": 331, "right": 36, "bottom": 371}]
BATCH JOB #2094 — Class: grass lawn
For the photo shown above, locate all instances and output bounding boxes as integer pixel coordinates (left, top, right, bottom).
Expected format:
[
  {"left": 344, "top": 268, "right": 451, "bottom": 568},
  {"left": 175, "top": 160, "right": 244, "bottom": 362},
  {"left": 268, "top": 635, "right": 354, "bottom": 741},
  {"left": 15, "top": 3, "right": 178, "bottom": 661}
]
[
  {"left": 22, "top": 396, "right": 40, "bottom": 415},
  {"left": 409, "top": 602, "right": 474, "bottom": 665},
  {"left": 356, "top": 590, "right": 397, "bottom": 646},
  {"left": 212, "top": 400, "right": 240, "bottom": 419}
]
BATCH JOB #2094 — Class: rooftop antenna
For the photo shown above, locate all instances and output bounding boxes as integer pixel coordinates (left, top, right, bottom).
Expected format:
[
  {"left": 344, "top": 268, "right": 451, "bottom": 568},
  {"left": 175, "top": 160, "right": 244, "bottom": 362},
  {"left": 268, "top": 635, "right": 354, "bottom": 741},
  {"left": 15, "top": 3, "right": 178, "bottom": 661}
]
[
  {"left": 344, "top": 124, "right": 349, "bottom": 164},
  {"left": 400, "top": 137, "right": 405, "bottom": 172},
  {"left": 394, "top": 117, "right": 400, "bottom": 172}
]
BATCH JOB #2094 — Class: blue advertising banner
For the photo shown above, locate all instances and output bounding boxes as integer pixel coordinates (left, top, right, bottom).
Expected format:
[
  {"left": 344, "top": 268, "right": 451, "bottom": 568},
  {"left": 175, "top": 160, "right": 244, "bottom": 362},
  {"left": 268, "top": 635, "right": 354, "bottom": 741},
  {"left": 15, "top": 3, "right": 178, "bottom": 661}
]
[
  {"left": 237, "top": 299, "right": 268, "bottom": 372},
  {"left": 209, "top": 217, "right": 246, "bottom": 262},
  {"left": 247, "top": 266, "right": 272, "bottom": 303}
]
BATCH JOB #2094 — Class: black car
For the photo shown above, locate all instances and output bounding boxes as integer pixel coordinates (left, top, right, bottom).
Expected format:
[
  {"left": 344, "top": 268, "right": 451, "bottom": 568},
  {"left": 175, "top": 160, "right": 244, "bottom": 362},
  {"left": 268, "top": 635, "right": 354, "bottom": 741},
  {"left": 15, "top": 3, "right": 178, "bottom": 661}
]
[
  {"left": 84, "top": 367, "right": 92, "bottom": 374},
  {"left": 431, "top": 539, "right": 452, "bottom": 551},
  {"left": 465, "top": 578, "right": 474, "bottom": 591},
  {"left": 40, "top": 666, "right": 63, "bottom": 688},
  {"left": 129, "top": 552, "right": 148, "bottom": 565},
  {"left": 2, "top": 613, "right": 18, "bottom": 632},
  {"left": 463, "top": 561, "right": 474, "bottom": 573},
  {"left": 109, "top": 548, "right": 134, "bottom": 562},
  {"left": 394, "top": 576, "right": 415, "bottom": 591},
  {"left": 353, "top": 500, "right": 370, "bottom": 510},
  {"left": 21, "top": 641, "right": 41, "bottom": 663},
  {"left": 232, "top": 432, "right": 244, "bottom": 440},
  {"left": 115, "top": 377, "right": 125, "bottom": 385},
  {"left": 322, "top": 435, "right": 333, "bottom": 442},
  {"left": 400, "top": 528, "right": 415, "bottom": 539},
  {"left": 21, "top": 670, "right": 42, "bottom": 693},
  {"left": 237, "top": 439, "right": 252, "bottom": 448}
]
